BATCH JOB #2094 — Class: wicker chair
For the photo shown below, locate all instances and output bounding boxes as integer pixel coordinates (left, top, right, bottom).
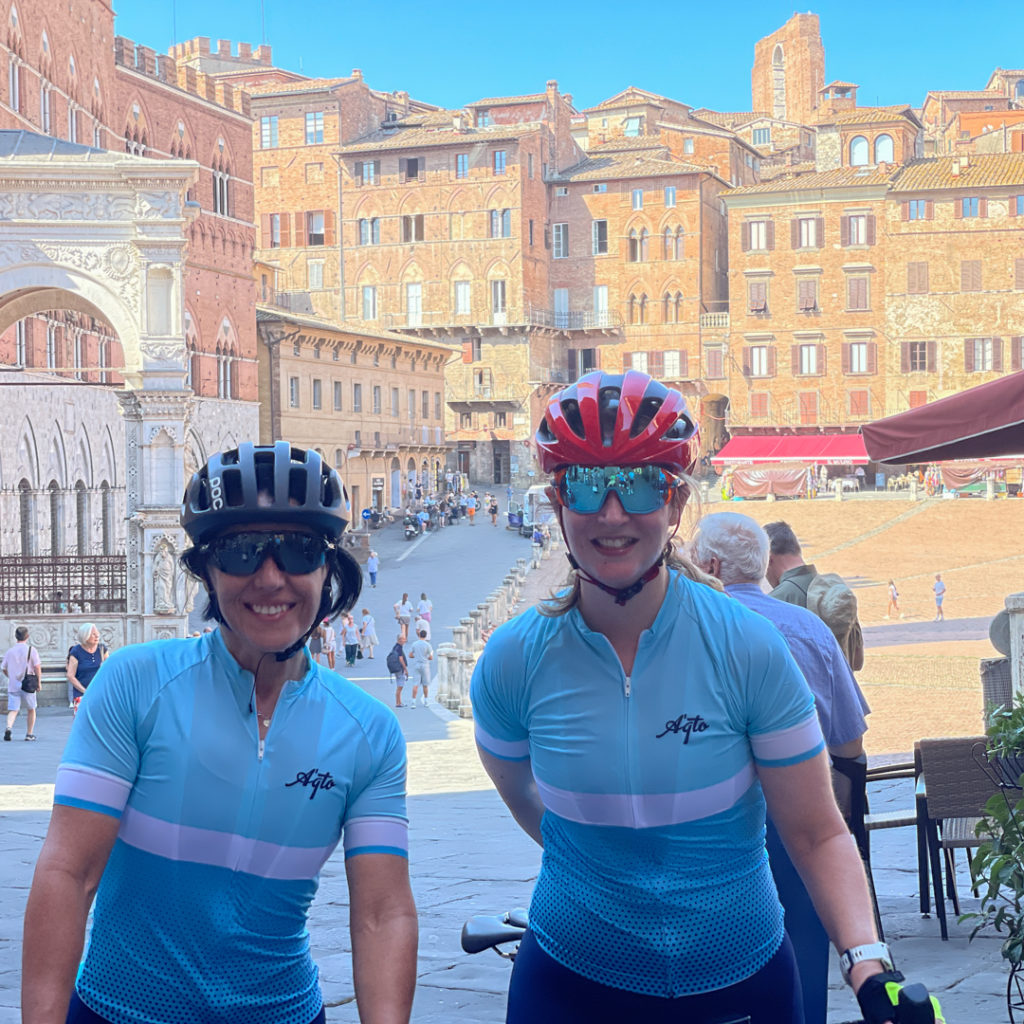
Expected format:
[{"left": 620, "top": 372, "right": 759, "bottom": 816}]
[
  {"left": 981, "top": 657, "right": 1012, "bottom": 715},
  {"left": 917, "top": 736, "right": 1000, "bottom": 940}
]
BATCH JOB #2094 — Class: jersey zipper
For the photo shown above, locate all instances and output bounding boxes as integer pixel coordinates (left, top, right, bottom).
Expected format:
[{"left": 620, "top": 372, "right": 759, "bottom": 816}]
[{"left": 623, "top": 671, "right": 634, "bottom": 827}]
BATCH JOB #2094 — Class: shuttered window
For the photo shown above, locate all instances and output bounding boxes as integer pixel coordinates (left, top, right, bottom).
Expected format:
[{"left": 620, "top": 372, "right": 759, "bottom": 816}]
[
  {"left": 961, "top": 260, "right": 982, "bottom": 292},
  {"left": 908, "top": 262, "right": 929, "bottom": 294},
  {"left": 847, "top": 276, "right": 869, "bottom": 310}
]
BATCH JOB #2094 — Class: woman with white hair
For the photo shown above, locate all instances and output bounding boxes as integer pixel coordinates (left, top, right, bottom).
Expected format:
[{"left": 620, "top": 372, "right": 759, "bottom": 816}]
[{"left": 66, "top": 623, "right": 108, "bottom": 710}]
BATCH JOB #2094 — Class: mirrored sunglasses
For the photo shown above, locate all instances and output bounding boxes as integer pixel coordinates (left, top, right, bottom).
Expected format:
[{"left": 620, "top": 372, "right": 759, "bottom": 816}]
[
  {"left": 203, "top": 531, "right": 331, "bottom": 576},
  {"left": 554, "top": 465, "right": 680, "bottom": 515}
]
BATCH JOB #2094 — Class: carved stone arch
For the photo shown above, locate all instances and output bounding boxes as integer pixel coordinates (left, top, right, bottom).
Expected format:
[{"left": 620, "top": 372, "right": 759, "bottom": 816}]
[
  {"left": 99, "top": 424, "right": 117, "bottom": 486},
  {"left": 122, "top": 93, "right": 153, "bottom": 142},
  {"left": 483, "top": 184, "right": 511, "bottom": 206},
  {"left": 72, "top": 430, "right": 94, "bottom": 487},
  {"left": 210, "top": 134, "right": 235, "bottom": 172},
  {"left": 45, "top": 420, "right": 69, "bottom": 489},
  {"left": 773, "top": 44, "right": 784, "bottom": 65},
  {"left": 15, "top": 415, "right": 39, "bottom": 487},
  {"left": 398, "top": 258, "right": 424, "bottom": 282},
  {"left": 397, "top": 191, "right": 423, "bottom": 217},
  {"left": 350, "top": 195, "right": 380, "bottom": 220},
  {"left": 446, "top": 187, "right": 469, "bottom": 211},
  {"left": 0, "top": 266, "right": 142, "bottom": 374},
  {"left": 624, "top": 214, "right": 651, "bottom": 235},
  {"left": 657, "top": 210, "right": 682, "bottom": 232},
  {"left": 624, "top": 277, "right": 646, "bottom": 297},
  {"left": 484, "top": 257, "right": 512, "bottom": 279},
  {"left": 449, "top": 259, "right": 473, "bottom": 280},
  {"left": 355, "top": 262, "right": 381, "bottom": 285}
]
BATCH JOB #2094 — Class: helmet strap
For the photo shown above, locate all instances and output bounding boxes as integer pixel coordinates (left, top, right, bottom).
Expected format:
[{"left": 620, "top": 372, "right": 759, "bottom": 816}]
[{"left": 566, "top": 551, "right": 664, "bottom": 606}]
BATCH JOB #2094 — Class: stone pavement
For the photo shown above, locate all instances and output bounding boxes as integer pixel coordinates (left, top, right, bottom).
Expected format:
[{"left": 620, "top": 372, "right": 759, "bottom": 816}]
[{"left": 0, "top": 548, "right": 1009, "bottom": 1022}]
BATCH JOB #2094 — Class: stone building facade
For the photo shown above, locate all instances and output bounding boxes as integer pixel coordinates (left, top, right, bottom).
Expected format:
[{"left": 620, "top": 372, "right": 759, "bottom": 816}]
[
  {"left": 0, "top": 3, "right": 259, "bottom": 576},
  {"left": 720, "top": 153, "right": 1024, "bottom": 435},
  {"left": 255, "top": 307, "right": 454, "bottom": 513}
]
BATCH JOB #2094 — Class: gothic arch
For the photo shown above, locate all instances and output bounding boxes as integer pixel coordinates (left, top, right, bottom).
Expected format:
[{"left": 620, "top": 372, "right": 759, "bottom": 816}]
[
  {"left": 446, "top": 188, "right": 469, "bottom": 211},
  {"left": 44, "top": 421, "right": 69, "bottom": 489},
  {"left": 484, "top": 257, "right": 512, "bottom": 279},
  {"left": 71, "top": 430, "right": 94, "bottom": 488},
  {"left": 14, "top": 415, "right": 39, "bottom": 487},
  {"left": 99, "top": 426, "right": 117, "bottom": 488},
  {"left": 398, "top": 258, "right": 424, "bottom": 282}
]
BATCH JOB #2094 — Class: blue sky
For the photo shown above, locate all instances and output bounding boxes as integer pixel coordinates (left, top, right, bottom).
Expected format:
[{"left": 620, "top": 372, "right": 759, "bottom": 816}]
[{"left": 114, "top": 1, "right": 1021, "bottom": 114}]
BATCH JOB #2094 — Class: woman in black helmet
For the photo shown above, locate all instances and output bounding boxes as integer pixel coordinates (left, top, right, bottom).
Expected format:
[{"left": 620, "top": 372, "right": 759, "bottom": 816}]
[{"left": 24, "top": 442, "right": 417, "bottom": 1024}]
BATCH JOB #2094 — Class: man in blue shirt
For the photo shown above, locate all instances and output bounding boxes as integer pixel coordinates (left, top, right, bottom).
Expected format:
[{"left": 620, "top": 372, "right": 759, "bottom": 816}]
[{"left": 692, "top": 511, "right": 870, "bottom": 1024}]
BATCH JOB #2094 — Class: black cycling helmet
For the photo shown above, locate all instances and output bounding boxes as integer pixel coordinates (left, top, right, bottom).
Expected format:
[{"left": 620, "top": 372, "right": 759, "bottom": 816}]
[{"left": 181, "top": 442, "right": 350, "bottom": 543}]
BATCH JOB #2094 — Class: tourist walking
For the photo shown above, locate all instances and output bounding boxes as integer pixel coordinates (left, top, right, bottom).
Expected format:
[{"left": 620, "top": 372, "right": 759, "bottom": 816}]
[
  {"left": 886, "top": 580, "right": 900, "bottom": 619},
  {"left": 417, "top": 592, "right": 433, "bottom": 623},
  {"left": 386, "top": 634, "right": 409, "bottom": 708},
  {"left": 359, "top": 608, "right": 379, "bottom": 660},
  {"left": 321, "top": 617, "right": 337, "bottom": 670},
  {"left": 489, "top": 494, "right": 499, "bottom": 526},
  {"left": 308, "top": 620, "right": 324, "bottom": 664},
  {"left": 470, "top": 371, "right": 939, "bottom": 1024},
  {"left": 407, "top": 629, "right": 434, "bottom": 707},
  {"left": 66, "top": 624, "right": 108, "bottom": 710},
  {"left": 366, "top": 549, "right": 380, "bottom": 588},
  {"left": 2, "top": 626, "right": 42, "bottom": 741},
  {"left": 466, "top": 493, "right": 477, "bottom": 525},
  {"left": 341, "top": 613, "right": 361, "bottom": 667},
  {"left": 23, "top": 441, "right": 416, "bottom": 1024},
  {"left": 933, "top": 573, "right": 946, "bottom": 621},
  {"left": 394, "top": 592, "right": 414, "bottom": 640}
]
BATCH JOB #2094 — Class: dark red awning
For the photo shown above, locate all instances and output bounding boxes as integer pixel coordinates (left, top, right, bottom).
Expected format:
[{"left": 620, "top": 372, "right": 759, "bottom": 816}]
[
  {"left": 711, "top": 434, "right": 869, "bottom": 466},
  {"left": 861, "top": 372, "right": 1024, "bottom": 465}
]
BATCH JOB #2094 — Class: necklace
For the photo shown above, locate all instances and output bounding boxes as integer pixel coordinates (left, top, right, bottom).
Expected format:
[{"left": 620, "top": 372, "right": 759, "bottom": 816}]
[{"left": 254, "top": 696, "right": 272, "bottom": 729}]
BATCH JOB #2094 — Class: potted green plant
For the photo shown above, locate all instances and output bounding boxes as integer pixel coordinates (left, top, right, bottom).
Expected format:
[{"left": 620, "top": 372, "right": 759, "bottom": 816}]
[{"left": 963, "top": 693, "right": 1024, "bottom": 1021}]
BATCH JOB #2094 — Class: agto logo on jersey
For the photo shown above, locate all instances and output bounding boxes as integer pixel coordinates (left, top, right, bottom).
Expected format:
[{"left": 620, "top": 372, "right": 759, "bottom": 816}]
[{"left": 655, "top": 713, "right": 710, "bottom": 743}]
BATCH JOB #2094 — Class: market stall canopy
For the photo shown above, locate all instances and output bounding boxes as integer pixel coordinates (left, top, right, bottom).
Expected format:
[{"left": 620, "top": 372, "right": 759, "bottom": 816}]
[
  {"left": 711, "top": 433, "right": 869, "bottom": 467},
  {"left": 861, "top": 372, "right": 1024, "bottom": 465}
]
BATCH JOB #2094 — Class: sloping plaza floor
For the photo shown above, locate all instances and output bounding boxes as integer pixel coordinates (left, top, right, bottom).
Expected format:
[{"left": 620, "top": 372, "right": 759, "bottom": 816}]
[{"left": 2, "top": 492, "right": 1020, "bottom": 1022}]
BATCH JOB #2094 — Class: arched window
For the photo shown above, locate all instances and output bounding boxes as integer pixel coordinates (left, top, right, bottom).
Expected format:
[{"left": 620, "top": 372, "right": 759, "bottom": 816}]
[
  {"left": 638, "top": 294, "right": 647, "bottom": 325},
  {"left": 873, "top": 134, "right": 894, "bottom": 164},
  {"left": 849, "top": 135, "right": 869, "bottom": 166},
  {"left": 628, "top": 229, "right": 639, "bottom": 262},
  {"left": 639, "top": 229, "right": 649, "bottom": 262},
  {"left": 628, "top": 293, "right": 637, "bottom": 324},
  {"left": 674, "top": 292, "right": 683, "bottom": 323},
  {"left": 675, "top": 228, "right": 684, "bottom": 260},
  {"left": 663, "top": 228, "right": 672, "bottom": 260},
  {"left": 663, "top": 292, "right": 672, "bottom": 321}
]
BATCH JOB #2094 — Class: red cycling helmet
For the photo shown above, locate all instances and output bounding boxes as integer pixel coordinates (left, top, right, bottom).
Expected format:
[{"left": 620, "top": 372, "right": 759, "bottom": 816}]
[{"left": 535, "top": 370, "right": 699, "bottom": 474}]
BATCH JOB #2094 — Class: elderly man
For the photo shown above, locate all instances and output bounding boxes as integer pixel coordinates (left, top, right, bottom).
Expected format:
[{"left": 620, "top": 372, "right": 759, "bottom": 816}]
[
  {"left": 764, "top": 519, "right": 864, "bottom": 671},
  {"left": 692, "top": 512, "right": 870, "bottom": 1024}
]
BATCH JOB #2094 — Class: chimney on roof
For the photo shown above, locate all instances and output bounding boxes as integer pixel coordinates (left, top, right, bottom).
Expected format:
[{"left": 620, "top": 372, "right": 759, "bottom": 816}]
[
  {"left": 351, "top": 68, "right": 363, "bottom": 80},
  {"left": 951, "top": 157, "right": 961, "bottom": 176}
]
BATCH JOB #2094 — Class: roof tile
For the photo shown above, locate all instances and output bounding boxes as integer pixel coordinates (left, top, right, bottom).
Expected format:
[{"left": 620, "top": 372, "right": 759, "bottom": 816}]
[{"left": 891, "top": 153, "right": 1024, "bottom": 191}]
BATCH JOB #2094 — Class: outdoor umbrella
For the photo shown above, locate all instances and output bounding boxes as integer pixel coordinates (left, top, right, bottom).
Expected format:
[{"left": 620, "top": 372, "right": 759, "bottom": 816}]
[{"left": 861, "top": 371, "right": 1024, "bottom": 465}]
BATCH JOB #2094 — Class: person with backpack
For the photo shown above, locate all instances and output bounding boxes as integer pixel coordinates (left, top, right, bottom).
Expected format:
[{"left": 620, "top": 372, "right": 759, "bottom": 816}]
[
  {"left": 386, "top": 635, "right": 408, "bottom": 708},
  {"left": 2, "top": 625, "right": 42, "bottom": 741},
  {"left": 764, "top": 520, "right": 865, "bottom": 672}
]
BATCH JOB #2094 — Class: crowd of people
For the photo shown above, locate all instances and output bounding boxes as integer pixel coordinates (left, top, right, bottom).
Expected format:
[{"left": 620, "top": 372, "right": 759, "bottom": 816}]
[{"left": 6, "top": 373, "right": 946, "bottom": 1024}]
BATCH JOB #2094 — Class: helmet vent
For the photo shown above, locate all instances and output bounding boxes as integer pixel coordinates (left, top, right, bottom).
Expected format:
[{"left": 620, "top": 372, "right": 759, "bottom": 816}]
[
  {"left": 632, "top": 396, "right": 661, "bottom": 437},
  {"left": 561, "top": 399, "right": 585, "bottom": 439}
]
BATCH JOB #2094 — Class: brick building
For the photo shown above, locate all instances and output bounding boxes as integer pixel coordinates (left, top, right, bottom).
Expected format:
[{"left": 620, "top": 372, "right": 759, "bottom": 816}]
[
  {"left": 718, "top": 152, "right": 1024, "bottom": 448},
  {"left": 751, "top": 13, "right": 826, "bottom": 128},
  {"left": 255, "top": 306, "right": 454, "bottom": 513}
]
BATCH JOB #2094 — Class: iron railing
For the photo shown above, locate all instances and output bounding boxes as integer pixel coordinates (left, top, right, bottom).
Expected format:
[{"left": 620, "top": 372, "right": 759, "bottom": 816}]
[{"left": 0, "top": 556, "right": 127, "bottom": 616}]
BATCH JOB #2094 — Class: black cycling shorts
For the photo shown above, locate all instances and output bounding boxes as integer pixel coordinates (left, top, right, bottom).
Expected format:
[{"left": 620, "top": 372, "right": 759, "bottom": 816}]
[{"left": 66, "top": 990, "right": 327, "bottom": 1024}]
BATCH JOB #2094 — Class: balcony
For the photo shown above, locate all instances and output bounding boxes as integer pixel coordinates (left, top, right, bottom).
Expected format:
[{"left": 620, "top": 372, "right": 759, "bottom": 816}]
[
  {"left": 381, "top": 305, "right": 624, "bottom": 333},
  {"left": 269, "top": 291, "right": 315, "bottom": 315},
  {"left": 699, "top": 312, "right": 730, "bottom": 329}
]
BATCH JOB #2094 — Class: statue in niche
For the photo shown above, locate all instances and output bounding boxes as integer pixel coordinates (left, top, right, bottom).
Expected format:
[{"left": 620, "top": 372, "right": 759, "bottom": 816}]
[{"left": 153, "top": 539, "right": 176, "bottom": 614}]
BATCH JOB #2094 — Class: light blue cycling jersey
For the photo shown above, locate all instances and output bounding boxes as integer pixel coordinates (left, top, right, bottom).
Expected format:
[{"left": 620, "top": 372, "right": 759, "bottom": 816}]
[
  {"left": 470, "top": 569, "right": 824, "bottom": 999},
  {"left": 54, "top": 628, "right": 407, "bottom": 1024}
]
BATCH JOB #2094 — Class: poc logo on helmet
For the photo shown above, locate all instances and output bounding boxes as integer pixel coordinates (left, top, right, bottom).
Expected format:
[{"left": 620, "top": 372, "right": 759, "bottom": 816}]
[{"left": 208, "top": 475, "right": 224, "bottom": 510}]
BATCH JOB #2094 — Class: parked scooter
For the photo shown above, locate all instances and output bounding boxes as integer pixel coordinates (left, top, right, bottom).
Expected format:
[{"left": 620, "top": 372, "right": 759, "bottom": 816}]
[{"left": 403, "top": 515, "right": 419, "bottom": 541}]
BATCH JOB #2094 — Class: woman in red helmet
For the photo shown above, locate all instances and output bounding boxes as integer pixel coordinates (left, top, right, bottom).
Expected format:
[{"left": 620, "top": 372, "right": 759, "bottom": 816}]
[{"left": 470, "top": 372, "right": 935, "bottom": 1024}]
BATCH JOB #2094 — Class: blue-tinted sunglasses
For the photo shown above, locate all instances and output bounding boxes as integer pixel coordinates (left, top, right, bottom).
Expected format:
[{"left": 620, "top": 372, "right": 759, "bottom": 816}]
[
  {"left": 202, "top": 531, "right": 332, "bottom": 576},
  {"left": 553, "top": 465, "right": 681, "bottom": 515}
]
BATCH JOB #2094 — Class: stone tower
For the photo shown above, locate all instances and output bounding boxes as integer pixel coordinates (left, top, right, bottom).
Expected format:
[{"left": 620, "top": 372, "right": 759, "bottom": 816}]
[{"left": 752, "top": 13, "right": 825, "bottom": 125}]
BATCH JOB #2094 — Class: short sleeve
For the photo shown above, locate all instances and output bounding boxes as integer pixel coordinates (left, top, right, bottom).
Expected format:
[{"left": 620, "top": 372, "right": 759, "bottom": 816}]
[
  {"left": 54, "top": 649, "right": 141, "bottom": 819},
  {"left": 741, "top": 619, "right": 825, "bottom": 768},
  {"left": 824, "top": 645, "right": 870, "bottom": 748},
  {"left": 343, "top": 715, "right": 409, "bottom": 860},
  {"left": 469, "top": 628, "right": 530, "bottom": 762}
]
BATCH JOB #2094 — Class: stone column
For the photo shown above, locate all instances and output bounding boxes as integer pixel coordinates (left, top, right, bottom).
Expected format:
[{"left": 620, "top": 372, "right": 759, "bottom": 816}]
[
  {"left": 469, "top": 608, "right": 485, "bottom": 649},
  {"left": 987, "top": 478, "right": 996, "bottom": 500},
  {"left": 458, "top": 651, "right": 476, "bottom": 717},
  {"left": 1007, "top": 592, "right": 1024, "bottom": 697},
  {"left": 435, "top": 643, "right": 456, "bottom": 704},
  {"left": 460, "top": 616, "right": 475, "bottom": 648},
  {"left": 451, "top": 624, "right": 469, "bottom": 652},
  {"left": 118, "top": 386, "right": 192, "bottom": 647}
]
